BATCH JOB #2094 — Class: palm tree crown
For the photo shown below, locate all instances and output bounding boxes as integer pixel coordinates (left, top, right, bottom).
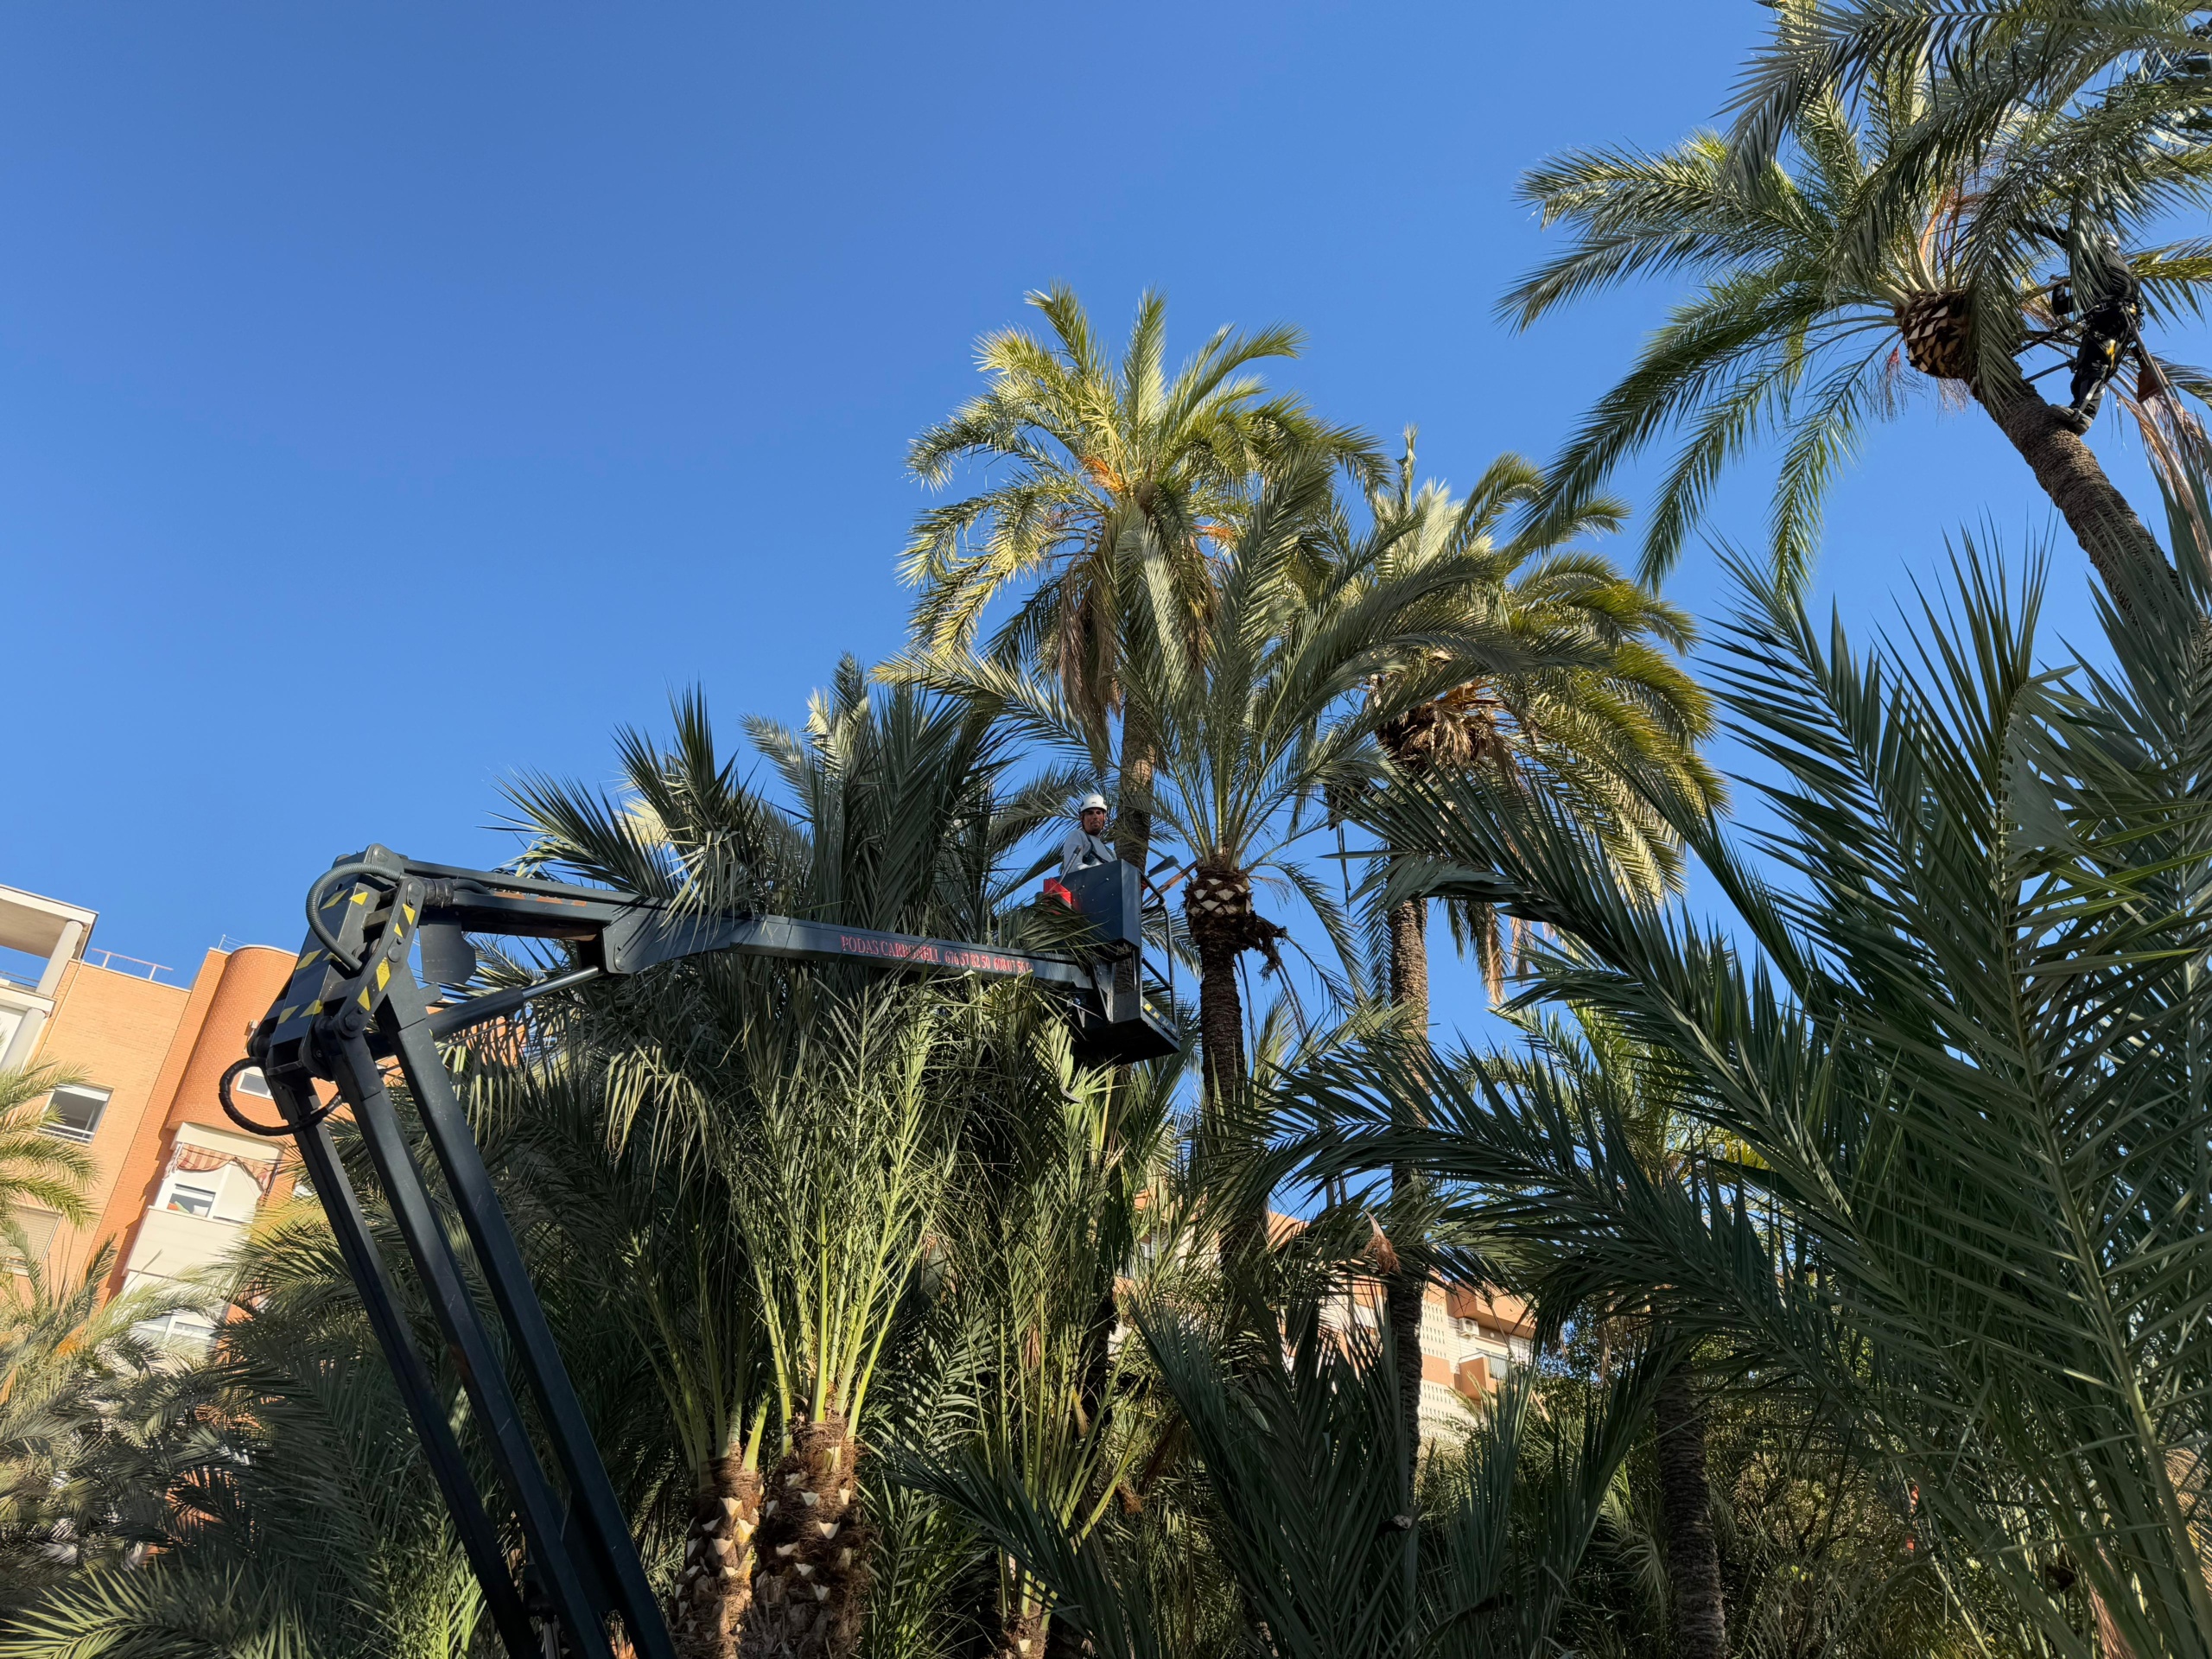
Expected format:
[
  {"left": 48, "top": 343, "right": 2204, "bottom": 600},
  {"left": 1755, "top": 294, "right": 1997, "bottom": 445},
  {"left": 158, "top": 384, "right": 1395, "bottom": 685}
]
[
  {"left": 899, "top": 287, "right": 1383, "bottom": 868},
  {"left": 1351, "top": 439, "right": 1722, "bottom": 1002},
  {"left": 1508, "top": 16, "right": 2212, "bottom": 594}
]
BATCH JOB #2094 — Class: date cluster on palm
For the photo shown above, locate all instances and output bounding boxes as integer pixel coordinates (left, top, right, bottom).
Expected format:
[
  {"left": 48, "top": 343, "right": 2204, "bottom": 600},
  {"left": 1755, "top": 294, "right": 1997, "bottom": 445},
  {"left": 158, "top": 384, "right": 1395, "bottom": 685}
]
[
  {"left": 1895, "top": 289, "right": 1974, "bottom": 383},
  {"left": 739, "top": 1417, "right": 872, "bottom": 1659}
]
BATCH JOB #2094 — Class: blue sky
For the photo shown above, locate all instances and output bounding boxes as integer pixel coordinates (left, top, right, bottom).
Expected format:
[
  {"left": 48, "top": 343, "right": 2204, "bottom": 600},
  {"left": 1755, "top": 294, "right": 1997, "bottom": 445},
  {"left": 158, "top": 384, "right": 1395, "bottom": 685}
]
[{"left": 2, "top": 3, "right": 2191, "bottom": 1043}]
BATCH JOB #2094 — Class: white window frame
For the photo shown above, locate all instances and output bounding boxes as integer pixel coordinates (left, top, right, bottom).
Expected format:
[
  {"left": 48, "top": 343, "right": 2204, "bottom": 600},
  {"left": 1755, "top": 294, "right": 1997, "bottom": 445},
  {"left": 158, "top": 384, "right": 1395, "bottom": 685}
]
[
  {"left": 133, "top": 1307, "right": 219, "bottom": 1353},
  {"left": 161, "top": 1177, "right": 221, "bottom": 1218},
  {"left": 42, "top": 1084, "right": 111, "bottom": 1143},
  {"left": 155, "top": 1160, "right": 260, "bottom": 1225}
]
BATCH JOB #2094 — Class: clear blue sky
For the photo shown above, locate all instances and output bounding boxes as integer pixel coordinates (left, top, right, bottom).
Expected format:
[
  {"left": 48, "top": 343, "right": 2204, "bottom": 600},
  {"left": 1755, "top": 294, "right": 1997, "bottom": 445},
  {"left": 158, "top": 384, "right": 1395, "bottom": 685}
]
[{"left": 2, "top": 3, "right": 2189, "bottom": 1041}]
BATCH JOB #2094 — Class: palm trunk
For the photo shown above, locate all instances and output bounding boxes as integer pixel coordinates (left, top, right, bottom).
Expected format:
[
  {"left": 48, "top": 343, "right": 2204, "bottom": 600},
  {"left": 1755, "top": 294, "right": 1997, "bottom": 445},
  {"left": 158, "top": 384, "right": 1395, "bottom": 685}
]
[
  {"left": 1976, "top": 383, "right": 2167, "bottom": 601},
  {"left": 1387, "top": 897, "right": 1430, "bottom": 1021},
  {"left": 1116, "top": 734, "right": 1154, "bottom": 876},
  {"left": 1194, "top": 933, "right": 1246, "bottom": 1119},
  {"left": 1186, "top": 863, "right": 1259, "bottom": 1266},
  {"left": 1384, "top": 894, "right": 1430, "bottom": 1487},
  {"left": 1196, "top": 930, "right": 1253, "bottom": 1265},
  {"left": 993, "top": 1573, "right": 1048, "bottom": 1659},
  {"left": 672, "top": 1452, "right": 762, "bottom": 1659},
  {"left": 740, "top": 1414, "right": 871, "bottom": 1659},
  {"left": 1655, "top": 1364, "right": 1726, "bottom": 1659}
]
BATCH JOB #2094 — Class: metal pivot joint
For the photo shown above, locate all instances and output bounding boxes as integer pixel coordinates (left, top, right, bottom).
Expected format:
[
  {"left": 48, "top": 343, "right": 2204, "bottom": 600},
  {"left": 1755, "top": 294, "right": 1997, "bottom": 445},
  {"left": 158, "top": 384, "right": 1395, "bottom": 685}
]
[{"left": 247, "top": 845, "right": 1177, "bottom": 1659}]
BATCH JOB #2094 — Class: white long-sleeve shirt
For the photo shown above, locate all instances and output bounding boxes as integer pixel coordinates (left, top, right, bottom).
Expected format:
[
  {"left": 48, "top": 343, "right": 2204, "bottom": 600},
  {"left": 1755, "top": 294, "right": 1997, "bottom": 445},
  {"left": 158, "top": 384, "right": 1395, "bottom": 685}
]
[{"left": 1059, "top": 828, "right": 1116, "bottom": 876}]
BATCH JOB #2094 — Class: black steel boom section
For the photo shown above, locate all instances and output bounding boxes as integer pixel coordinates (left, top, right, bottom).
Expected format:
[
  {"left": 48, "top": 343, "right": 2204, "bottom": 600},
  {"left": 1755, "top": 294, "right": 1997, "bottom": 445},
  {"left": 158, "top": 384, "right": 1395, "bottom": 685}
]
[{"left": 241, "top": 846, "right": 1172, "bottom": 1659}]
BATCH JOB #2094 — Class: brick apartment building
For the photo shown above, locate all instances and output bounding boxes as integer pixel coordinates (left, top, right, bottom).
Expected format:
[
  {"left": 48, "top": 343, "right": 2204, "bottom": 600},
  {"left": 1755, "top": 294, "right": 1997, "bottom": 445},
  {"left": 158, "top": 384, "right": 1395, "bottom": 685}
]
[
  {"left": 1300, "top": 1231, "right": 1538, "bottom": 1437},
  {"left": 1, "top": 880, "right": 307, "bottom": 1343}
]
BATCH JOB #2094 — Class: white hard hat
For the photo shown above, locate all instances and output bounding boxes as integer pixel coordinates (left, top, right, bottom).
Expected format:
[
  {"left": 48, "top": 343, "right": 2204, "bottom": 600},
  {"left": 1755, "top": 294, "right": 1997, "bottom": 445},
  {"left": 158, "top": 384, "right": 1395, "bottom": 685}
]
[{"left": 1078, "top": 792, "right": 1109, "bottom": 813}]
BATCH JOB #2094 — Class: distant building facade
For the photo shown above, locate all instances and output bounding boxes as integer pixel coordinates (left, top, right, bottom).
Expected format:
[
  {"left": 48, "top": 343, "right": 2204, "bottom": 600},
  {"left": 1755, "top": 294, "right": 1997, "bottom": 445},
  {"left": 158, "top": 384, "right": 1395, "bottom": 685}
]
[
  {"left": 1271, "top": 1211, "right": 1539, "bottom": 1441},
  {"left": 2, "top": 880, "right": 305, "bottom": 1344},
  {"left": 1326, "top": 1270, "right": 1538, "bottom": 1440}
]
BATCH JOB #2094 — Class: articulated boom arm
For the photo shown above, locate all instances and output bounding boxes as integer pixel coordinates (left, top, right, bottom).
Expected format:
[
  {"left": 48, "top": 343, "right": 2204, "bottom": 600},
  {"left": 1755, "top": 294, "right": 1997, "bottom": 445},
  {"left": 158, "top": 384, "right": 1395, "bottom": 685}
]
[{"left": 241, "top": 845, "right": 1174, "bottom": 1659}]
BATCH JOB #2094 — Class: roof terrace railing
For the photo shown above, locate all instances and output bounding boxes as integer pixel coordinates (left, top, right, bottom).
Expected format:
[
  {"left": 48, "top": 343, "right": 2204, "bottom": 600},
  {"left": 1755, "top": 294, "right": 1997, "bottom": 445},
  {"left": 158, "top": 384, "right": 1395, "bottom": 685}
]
[{"left": 81, "top": 949, "right": 175, "bottom": 983}]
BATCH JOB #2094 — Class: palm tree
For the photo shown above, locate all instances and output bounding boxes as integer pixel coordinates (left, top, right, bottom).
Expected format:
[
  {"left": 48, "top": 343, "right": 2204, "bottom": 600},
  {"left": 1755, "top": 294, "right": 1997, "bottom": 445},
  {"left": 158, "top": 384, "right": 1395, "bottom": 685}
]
[
  {"left": 1354, "top": 440, "right": 1719, "bottom": 1011},
  {"left": 508, "top": 676, "right": 1083, "bottom": 1659},
  {"left": 1287, "top": 493, "right": 2212, "bottom": 1656},
  {"left": 927, "top": 1037, "right": 1179, "bottom": 1659},
  {"left": 1504, "top": 13, "right": 2212, "bottom": 594},
  {"left": 910, "top": 1288, "right": 1664, "bottom": 1659},
  {"left": 923, "top": 450, "right": 1564, "bottom": 1229},
  {"left": 1343, "top": 441, "right": 1721, "bottom": 1471},
  {"left": 3, "top": 1193, "right": 518, "bottom": 1659},
  {"left": 1134, "top": 456, "right": 1580, "bottom": 1134},
  {"left": 732, "top": 995, "right": 954, "bottom": 1659},
  {"left": 1481, "top": 1012, "right": 1732, "bottom": 1659},
  {"left": 1, "top": 1069, "right": 202, "bottom": 1624},
  {"left": 0, "top": 1243, "right": 207, "bottom": 1619},
  {"left": 469, "top": 1053, "right": 771, "bottom": 1659},
  {"left": 899, "top": 284, "right": 1382, "bottom": 864},
  {"left": 0, "top": 1065, "right": 97, "bottom": 1257}
]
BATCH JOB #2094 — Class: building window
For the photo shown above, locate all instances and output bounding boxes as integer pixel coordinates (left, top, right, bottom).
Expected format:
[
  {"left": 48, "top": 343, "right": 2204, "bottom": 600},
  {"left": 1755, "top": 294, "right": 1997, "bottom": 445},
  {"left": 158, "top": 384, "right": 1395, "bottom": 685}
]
[
  {"left": 232, "top": 1067, "right": 273, "bottom": 1099},
  {"left": 7, "top": 1206, "right": 60, "bottom": 1267},
  {"left": 132, "top": 1308, "right": 218, "bottom": 1354},
  {"left": 42, "top": 1085, "right": 110, "bottom": 1143},
  {"left": 164, "top": 1181, "right": 219, "bottom": 1218}
]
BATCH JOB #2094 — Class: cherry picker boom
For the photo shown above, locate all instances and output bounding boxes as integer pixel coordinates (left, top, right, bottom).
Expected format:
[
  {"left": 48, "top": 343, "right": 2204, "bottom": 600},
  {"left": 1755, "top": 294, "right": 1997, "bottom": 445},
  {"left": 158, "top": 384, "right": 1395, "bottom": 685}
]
[{"left": 233, "top": 846, "right": 1175, "bottom": 1659}]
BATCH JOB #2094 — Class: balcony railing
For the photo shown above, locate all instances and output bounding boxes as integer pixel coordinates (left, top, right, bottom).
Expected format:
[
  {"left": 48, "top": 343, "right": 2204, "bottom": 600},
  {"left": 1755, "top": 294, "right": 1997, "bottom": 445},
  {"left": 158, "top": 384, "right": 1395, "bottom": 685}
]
[
  {"left": 82, "top": 949, "right": 175, "bottom": 982},
  {"left": 2, "top": 949, "right": 181, "bottom": 993}
]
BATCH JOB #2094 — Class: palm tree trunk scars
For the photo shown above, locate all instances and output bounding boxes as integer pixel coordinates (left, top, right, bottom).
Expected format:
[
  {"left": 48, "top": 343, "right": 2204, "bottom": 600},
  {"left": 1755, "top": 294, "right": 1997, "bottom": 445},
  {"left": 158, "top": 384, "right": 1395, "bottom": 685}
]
[
  {"left": 1185, "top": 866, "right": 1287, "bottom": 1108},
  {"left": 1192, "top": 924, "right": 1247, "bottom": 1233},
  {"left": 1386, "top": 899, "right": 1429, "bottom": 1023},
  {"left": 1975, "top": 383, "right": 2166, "bottom": 601},
  {"left": 1655, "top": 1365, "right": 1726, "bottom": 1659},
  {"left": 739, "top": 1415, "right": 872, "bottom": 1659},
  {"left": 1383, "top": 893, "right": 1431, "bottom": 1485},
  {"left": 1193, "top": 927, "right": 1246, "bottom": 1115},
  {"left": 1384, "top": 1241, "right": 1427, "bottom": 1484},
  {"left": 1116, "top": 742, "right": 1155, "bottom": 874},
  {"left": 672, "top": 1455, "right": 762, "bottom": 1659},
  {"left": 1185, "top": 865, "right": 1282, "bottom": 1266},
  {"left": 1894, "top": 291, "right": 1975, "bottom": 383}
]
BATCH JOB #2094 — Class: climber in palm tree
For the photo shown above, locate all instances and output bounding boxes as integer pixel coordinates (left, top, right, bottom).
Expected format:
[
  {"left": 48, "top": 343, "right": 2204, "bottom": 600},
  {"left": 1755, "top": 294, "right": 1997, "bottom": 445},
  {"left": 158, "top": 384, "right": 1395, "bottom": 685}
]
[{"left": 1507, "top": 4, "right": 2212, "bottom": 596}]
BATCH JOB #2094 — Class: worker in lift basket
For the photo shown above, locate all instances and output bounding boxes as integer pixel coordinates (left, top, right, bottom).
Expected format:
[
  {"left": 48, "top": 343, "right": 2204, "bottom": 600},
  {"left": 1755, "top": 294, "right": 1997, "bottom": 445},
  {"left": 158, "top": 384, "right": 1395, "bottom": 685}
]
[{"left": 1060, "top": 792, "right": 1116, "bottom": 876}]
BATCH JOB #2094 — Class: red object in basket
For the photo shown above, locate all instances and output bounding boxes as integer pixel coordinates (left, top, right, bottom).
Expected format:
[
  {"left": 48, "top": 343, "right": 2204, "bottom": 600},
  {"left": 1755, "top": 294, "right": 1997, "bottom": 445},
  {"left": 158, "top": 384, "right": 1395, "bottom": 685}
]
[{"left": 1040, "top": 877, "right": 1074, "bottom": 907}]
